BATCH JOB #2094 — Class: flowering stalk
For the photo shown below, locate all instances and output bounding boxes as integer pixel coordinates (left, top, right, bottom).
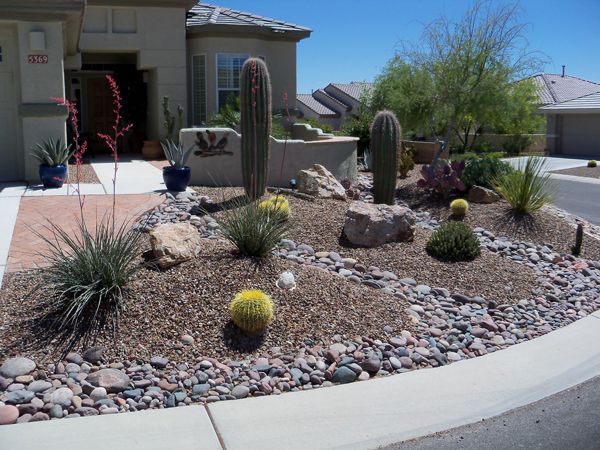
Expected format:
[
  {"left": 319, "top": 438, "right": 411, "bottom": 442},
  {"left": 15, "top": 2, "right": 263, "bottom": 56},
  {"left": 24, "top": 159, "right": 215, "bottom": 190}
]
[
  {"left": 97, "top": 75, "right": 133, "bottom": 230},
  {"left": 277, "top": 92, "right": 292, "bottom": 190}
]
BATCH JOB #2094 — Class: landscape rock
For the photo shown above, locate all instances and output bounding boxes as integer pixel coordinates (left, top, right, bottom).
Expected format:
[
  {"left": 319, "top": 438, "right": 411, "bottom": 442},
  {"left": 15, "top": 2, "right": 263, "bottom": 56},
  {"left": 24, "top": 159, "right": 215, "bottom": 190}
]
[
  {"left": 86, "top": 369, "right": 131, "bottom": 393},
  {"left": 149, "top": 223, "right": 202, "bottom": 269},
  {"left": 82, "top": 347, "right": 105, "bottom": 364},
  {"left": 468, "top": 185, "right": 500, "bottom": 204},
  {"left": 343, "top": 201, "right": 416, "bottom": 247},
  {"left": 0, "top": 357, "right": 36, "bottom": 378},
  {"left": 0, "top": 405, "right": 19, "bottom": 425},
  {"left": 296, "top": 164, "right": 347, "bottom": 200}
]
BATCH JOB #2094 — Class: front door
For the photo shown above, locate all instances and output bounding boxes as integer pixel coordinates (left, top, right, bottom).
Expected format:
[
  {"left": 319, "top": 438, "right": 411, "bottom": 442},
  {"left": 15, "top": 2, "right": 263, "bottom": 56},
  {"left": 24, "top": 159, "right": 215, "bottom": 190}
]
[
  {"left": 0, "top": 32, "right": 19, "bottom": 181},
  {"left": 87, "top": 76, "right": 114, "bottom": 153}
]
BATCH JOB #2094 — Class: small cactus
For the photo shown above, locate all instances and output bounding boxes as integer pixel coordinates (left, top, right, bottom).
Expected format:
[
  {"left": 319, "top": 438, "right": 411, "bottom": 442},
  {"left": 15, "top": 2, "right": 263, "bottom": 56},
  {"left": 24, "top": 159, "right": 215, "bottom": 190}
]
[
  {"left": 240, "top": 58, "right": 272, "bottom": 200},
  {"left": 588, "top": 160, "right": 597, "bottom": 168},
  {"left": 259, "top": 195, "right": 290, "bottom": 219},
  {"left": 370, "top": 111, "right": 401, "bottom": 205},
  {"left": 450, "top": 198, "right": 469, "bottom": 216},
  {"left": 230, "top": 289, "right": 274, "bottom": 335},
  {"left": 572, "top": 223, "right": 584, "bottom": 256}
]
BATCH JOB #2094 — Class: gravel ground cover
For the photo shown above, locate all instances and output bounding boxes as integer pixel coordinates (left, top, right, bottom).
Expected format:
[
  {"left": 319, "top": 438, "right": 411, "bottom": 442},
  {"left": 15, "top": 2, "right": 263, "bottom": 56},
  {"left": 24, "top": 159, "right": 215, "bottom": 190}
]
[
  {"left": 67, "top": 163, "right": 100, "bottom": 184},
  {"left": 551, "top": 166, "right": 600, "bottom": 180}
]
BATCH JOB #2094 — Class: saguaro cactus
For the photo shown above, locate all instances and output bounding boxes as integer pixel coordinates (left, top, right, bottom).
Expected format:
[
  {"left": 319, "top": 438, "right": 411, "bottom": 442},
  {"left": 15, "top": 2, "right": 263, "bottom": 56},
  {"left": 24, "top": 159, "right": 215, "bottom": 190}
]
[
  {"left": 572, "top": 223, "right": 584, "bottom": 256},
  {"left": 370, "top": 110, "right": 401, "bottom": 205},
  {"left": 240, "top": 57, "right": 272, "bottom": 200}
]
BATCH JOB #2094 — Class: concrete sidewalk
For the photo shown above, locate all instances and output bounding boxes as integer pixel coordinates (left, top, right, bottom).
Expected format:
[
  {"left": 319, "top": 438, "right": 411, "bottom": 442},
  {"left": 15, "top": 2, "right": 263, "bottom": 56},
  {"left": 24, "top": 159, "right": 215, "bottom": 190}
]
[{"left": 2, "top": 312, "right": 600, "bottom": 450}]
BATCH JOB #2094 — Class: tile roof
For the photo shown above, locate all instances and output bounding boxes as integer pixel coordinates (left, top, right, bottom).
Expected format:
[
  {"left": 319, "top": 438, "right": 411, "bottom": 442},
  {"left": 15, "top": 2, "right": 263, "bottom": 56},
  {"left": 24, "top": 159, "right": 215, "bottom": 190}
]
[
  {"left": 529, "top": 74, "right": 600, "bottom": 105},
  {"left": 296, "top": 94, "right": 339, "bottom": 116},
  {"left": 539, "top": 91, "right": 600, "bottom": 112},
  {"left": 187, "top": 3, "right": 311, "bottom": 34},
  {"left": 314, "top": 89, "right": 351, "bottom": 111},
  {"left": 328, "top": 82, "right": 374, "bottom": 101}
]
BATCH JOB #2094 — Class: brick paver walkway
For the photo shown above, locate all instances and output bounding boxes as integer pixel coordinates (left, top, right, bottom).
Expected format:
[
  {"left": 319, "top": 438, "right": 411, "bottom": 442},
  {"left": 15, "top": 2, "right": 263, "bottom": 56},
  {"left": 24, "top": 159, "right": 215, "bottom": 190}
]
[{"left": 6, "top": 194, "right": 163, "bottom": 272}]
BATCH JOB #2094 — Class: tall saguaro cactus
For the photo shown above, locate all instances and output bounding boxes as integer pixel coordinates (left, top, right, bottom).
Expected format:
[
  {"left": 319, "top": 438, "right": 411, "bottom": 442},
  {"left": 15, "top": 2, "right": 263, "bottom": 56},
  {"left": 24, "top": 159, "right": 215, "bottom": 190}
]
[
  {"left": 240, "top": 57, "right": 272, "bottom": 200},
  {"left": 370, "top": 110, "right": 401, "bottom": 205}
]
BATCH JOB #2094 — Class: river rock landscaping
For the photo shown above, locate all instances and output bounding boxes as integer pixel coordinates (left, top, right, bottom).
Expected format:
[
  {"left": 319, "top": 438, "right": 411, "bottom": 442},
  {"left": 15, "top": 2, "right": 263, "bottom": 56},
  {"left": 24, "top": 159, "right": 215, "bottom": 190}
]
[{"left": 1, "top": 165, "right": 599, "bottom": 426}]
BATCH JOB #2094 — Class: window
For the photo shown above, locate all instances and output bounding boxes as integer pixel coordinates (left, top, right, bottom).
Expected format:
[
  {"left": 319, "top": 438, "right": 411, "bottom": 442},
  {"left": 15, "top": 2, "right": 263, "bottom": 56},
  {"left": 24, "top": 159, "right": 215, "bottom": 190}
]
[
  {"left": 216, "top": 53, "right": 249, "bottom": 111},
  {"left": 192, "top": 54, "right": 207, "bottom": 125}
]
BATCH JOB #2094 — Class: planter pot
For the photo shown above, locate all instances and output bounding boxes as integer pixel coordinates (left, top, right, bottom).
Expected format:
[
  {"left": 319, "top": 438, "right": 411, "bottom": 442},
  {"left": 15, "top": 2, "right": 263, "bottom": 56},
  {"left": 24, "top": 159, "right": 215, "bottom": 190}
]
[
  {"left": 142, "top": 140, "right": 163, "bottom": 160},
  {"left": 39, "top": 164, "right": 68, "bottom": 188},
  {"left": 163, "top": 166, "right": 191, "bottom": 192}
]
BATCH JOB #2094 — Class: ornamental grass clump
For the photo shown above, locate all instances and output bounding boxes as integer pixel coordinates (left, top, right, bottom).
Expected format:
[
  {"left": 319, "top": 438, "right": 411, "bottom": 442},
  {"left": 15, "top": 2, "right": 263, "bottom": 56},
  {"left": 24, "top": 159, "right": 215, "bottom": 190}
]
[
  {"left": 493, "top": 156, "right": 553, "bottom": 214},
  {"left": 426, "top": 221, "right": 481, "bottom": 262},
  {"left": 214, "top": 196, "right": 291, "bottom": 257},
  {"left": 230, "top": 289, "right": 274, "bottom": 335},
  {"left": 258, "top": 195, "right": 291, "bottom": 219},
  {"left": 450, "top": 198, "right": 469, "bottom": 217}
]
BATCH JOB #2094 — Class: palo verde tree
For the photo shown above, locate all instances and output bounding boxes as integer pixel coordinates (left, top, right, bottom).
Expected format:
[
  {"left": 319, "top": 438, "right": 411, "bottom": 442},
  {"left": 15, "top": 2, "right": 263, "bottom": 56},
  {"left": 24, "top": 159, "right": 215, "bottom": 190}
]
[{"left": 373, "top": 0, "right": 545, "bottom": 165}]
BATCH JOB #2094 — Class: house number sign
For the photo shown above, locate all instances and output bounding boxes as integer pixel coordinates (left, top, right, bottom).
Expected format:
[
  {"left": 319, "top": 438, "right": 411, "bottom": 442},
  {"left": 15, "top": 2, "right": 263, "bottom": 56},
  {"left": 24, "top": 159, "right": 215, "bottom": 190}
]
[{"left": 28, "top": 55, "right": 48, "bottom": 64}]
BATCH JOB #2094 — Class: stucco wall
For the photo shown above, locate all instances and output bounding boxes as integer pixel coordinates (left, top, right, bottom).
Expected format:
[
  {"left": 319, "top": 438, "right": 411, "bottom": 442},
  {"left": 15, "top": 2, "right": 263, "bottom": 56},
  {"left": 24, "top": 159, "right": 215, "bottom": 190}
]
[
  {"left": 186, "top": 36, "right": 297, "bottom": 123},
  {"left": 180, "top": 128, "right": 357, "bottom": 187}
]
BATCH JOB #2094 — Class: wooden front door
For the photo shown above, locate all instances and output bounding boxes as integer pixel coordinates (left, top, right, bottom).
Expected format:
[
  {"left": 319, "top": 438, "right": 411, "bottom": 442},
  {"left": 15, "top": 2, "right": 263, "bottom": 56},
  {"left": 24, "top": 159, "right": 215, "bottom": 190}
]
[{"left": 87, "top": 77, "right": 114, "bottom": 152}]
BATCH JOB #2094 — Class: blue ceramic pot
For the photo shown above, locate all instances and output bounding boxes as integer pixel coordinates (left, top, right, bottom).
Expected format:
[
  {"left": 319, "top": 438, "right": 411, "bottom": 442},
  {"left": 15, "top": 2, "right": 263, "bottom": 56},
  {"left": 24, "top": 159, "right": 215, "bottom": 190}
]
[
  {"left": 163, "top": 166, "right": 191, "bottom": 192},
  {"left": 39, "top": 164, "right": 68, "bottom": 188}
]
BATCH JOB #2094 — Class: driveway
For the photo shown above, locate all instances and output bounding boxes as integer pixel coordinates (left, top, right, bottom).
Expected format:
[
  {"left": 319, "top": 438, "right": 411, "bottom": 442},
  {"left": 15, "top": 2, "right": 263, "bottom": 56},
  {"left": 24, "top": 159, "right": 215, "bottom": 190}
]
[{"left": 504, "top": 156, "right": 600, "bottom": 226}]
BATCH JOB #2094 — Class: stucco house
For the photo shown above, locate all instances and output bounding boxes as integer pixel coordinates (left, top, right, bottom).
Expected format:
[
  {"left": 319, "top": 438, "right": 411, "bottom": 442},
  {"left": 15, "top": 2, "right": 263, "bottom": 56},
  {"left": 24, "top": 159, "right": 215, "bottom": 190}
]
[
  {"left": 530, "top": 72, "right": 600, "bottom": 156},
  {"left": 297, "top": 82, "right": 373, "bottom": 130},
  {"left": 0, "top": 1, "right": 311, "bottom": 182}
]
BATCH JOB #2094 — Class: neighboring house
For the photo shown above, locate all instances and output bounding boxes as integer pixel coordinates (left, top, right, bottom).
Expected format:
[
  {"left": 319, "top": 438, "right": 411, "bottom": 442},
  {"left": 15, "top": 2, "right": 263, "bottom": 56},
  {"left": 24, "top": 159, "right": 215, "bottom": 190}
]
[
  {"left": 0, "top": 1, "right": 311, "bottom": 182},
  {"left": 530, "top": 72, "right": 600, "bottom": 156},
  {"left": 296, "top": 81, "right": 373, "bottom": 130}
]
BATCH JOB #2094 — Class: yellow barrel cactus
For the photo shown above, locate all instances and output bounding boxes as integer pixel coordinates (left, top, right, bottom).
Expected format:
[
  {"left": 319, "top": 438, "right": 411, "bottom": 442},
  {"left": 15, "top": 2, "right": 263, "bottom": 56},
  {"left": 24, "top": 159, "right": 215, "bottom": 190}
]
[
  {"left": 259, "top": 195, "right": 290, "bottom": 219},
  {"left": 230, "top": 289, "right": 274, "bottom": 335},
  {"left": 450, "top": 198, "right": 469, "bottom": 216},
  {"left": 588, "top": 160, "right": 597, "bottom": 168}
]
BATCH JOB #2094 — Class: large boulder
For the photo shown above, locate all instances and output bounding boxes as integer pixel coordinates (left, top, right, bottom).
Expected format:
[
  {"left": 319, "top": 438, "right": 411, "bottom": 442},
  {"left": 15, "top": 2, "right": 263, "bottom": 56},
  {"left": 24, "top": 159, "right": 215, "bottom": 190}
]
[
  {"left": 468, "top": 185, "right": 500, "bottom": 204},
  {"left": 296, "top": 164, "right": 347, "bottom": 200},
  {"left": 149, "top": 223, "right": 202, "bottom": 269},
  {"left": 343, "top": 201, "right": 416, "bottom": 247},
  {"left": 0, "top": 357, "right": 36, "bottom": 378}
]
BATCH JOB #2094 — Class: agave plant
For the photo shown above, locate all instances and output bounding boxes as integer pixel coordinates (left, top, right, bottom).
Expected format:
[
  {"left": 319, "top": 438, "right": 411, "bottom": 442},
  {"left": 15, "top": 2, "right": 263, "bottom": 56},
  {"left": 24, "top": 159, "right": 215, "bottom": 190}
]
[
  {"left": 30, "top": 138, "right": 75, "bottom": 167},
  {"left": 161, "top": 139, "right": 195, "bottom": 169}
]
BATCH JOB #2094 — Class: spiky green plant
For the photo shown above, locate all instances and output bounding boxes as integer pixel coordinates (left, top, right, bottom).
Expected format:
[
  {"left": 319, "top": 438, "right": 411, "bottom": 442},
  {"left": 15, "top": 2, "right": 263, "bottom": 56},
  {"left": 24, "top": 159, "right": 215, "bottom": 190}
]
[
  {"left": 161, "top": 139, "right": 194, "bottom": 169},
  {"left": 426, "top": 221, "right": 481, "bottom": 262},
  {"left": 240, "top": 58, "right": 272, "bottom": 200},
  {"left": 230, "top": 289, "right": 274, "bottom": 335},
  {"left": 30, "top": 138, "right": 75, "bottom": 166},
  {"left": 370, "top": 111, "right": 401, "bottom": 204},
  {"left": 493, "top": 157, "right": 553, "bottom": 214},
  {"left": 211, "top": 196, "right": 290, "bottom": 257}
]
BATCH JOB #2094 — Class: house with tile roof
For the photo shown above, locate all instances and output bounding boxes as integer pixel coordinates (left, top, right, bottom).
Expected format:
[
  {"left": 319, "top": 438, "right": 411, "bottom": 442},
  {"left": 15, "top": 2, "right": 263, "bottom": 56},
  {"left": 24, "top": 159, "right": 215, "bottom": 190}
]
[
  {"left": 529, "top": 72, "right": 600, "bottom": 156},
  {"left": 297, "top": 82, "right": 373, "bottom": 130},
  {"left": 0, "top": 1, "right": 311, "bottom": 182}
]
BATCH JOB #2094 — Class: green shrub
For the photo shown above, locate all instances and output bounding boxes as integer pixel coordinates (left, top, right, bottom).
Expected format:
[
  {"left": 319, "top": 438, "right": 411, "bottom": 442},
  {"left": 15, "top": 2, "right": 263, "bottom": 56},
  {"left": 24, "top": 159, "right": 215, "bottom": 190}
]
[
  {"left": 30, "top": 138, "right": 75, "bottom": 166},
  {"left": 398, "top": 146, "right": 415, "bottom": 177},
  {"left": 493, "top": 156, "right": 553, "bottom": 214},
  {"left": 299, "top": 117, "right": 334, "bottom": 134},
  {"left": 450, "top": 198, "right": 469, "bottom": 216},
  {"left": 36, "top": 217, "right": 142, "bottom": 334},
  {"left": 212, "top": 197, "right": 291, "bottom": 257},
  {"left": 426, "top": 221, "right": 481, "bottom": 262},
  {"left": 503, "top": 134, "right": 533, "bottom": 156},
  {"left": 230, "top": 289, "right": 274, "bottom": 335},
  {"left": 450, "top": 151, "right": 505, "bottom": 162},
  {"left": 588, "top": 160, "right": 597, "bottom": 168},
  {"left": 461, "top": 157, "right": 514, "bottom": 189}
]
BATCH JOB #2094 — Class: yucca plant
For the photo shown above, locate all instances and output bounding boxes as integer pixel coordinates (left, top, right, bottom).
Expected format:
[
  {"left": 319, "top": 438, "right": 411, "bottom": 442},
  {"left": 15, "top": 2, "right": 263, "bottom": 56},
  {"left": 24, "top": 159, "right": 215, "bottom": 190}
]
[
  {"left": 161, "top": 139, "right": 194, "bottom": 169},
  {"left": 30, "top": 138, "right": 75, "bottom": 166},
  {"left": 212, "top": 196, "right": 291, "bottom": 257},
  {"left": 493, "top": 157, "right": 553, "bottom": 214}
]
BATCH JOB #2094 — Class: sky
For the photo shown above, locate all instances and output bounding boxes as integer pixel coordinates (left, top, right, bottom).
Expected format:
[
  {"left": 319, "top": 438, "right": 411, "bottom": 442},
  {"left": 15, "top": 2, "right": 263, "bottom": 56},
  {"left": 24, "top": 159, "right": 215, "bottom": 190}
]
[{"left": 212, "top": 0, "right": 600, "bottom": 93}]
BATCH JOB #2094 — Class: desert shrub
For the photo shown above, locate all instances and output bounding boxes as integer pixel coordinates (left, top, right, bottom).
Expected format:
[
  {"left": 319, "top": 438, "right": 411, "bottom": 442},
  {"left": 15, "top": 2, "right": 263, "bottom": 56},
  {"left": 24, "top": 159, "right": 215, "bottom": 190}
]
[
  {"left": 461, "top": 157, "right": 514, "bottom": 190},
  {"left": 588, "top": 160, "right": 597, "bottom": 168},
  {"left": 230, "top": 289, "right": 274, "bottom": 335},
  {"left": 450, "top": 198, "right": 469, "bottom": 216},
  {"left": 207, "top": 93, "right": 241, "bottom": 129},
  {"left": 493, "top": 156, "right": 553, "bottom": 214},
  {"left": 503, "top": 134, "right": 533, "bottom": 156},
  {"left": 450, "top": 151, "right": 505, "bottom": 162},
  {"left": 299, "top": 117, "right": 334, "bottom": 133},
  {"left": 417, "top": 160, "right": 466, "bottom": 196},
  {"left": 37, "top": 217, "right": 143, "bottom": 332},
  {"left": 398, "top": 146, "right": 415, "bottom": 177},
  {"left": 426, "top": 221, "right": 481, "bottom": 262},
  {"left": 213, "top": 197, "right": 291, "bottom": 257},
  {"left": 258, "top": 195, "right": 291, "bottom": 219}
]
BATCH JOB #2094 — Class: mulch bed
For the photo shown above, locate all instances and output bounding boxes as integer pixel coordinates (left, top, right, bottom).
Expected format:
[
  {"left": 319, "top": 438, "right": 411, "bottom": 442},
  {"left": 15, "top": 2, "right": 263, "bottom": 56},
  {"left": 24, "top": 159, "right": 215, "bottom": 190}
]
[
  {"left": 0, "top": 239, "right": 412, "bottom": 364},
  {"left": 551, "top": 166, "right": 600, "bottom": 180},
  {"left": 67, "top": 163, "right": 100, "bottom": 184}
]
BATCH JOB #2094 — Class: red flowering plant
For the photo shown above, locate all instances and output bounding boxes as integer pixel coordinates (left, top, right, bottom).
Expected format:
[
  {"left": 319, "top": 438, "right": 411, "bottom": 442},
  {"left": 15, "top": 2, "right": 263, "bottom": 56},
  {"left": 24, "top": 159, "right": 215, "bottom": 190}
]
[{"left": 34, "top": 76, "right": 142, "bottom": 345}]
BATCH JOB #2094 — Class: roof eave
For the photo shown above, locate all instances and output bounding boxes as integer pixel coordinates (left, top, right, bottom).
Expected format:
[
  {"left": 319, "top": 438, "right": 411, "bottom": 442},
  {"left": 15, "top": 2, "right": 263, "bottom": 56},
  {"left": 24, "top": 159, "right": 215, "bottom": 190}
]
[
  {"left": 187, "top": 24, "right": 311, "bottom": 41},
  {"left": 540, "top": 107, "right": 600, "bottom": 114}
]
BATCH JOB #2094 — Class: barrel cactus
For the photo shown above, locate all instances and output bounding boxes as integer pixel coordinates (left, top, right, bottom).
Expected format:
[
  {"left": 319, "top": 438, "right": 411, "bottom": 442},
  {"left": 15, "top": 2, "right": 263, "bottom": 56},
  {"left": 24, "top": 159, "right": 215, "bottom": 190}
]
[
  {"left": 240, "top": 58, "right": 272, "bottom": 200},
  {"left": 230, "top": 289, "right": 274, "bottom": 335},
  {"left": 370, "top": 111, "right": 401, "bottom": 205},
  {"left": 450, "top": 198, "right": 469, "bottom": 216}
]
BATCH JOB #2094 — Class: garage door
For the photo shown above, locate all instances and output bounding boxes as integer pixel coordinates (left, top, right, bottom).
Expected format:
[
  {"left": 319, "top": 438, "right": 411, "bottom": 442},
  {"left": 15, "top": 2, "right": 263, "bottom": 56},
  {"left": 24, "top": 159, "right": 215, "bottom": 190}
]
[
  {"left": 561, "top": 114, "right": 600, "bottom": 157},
  {"left": 0, "top": 33, "right": 19, "bottom": 182}
]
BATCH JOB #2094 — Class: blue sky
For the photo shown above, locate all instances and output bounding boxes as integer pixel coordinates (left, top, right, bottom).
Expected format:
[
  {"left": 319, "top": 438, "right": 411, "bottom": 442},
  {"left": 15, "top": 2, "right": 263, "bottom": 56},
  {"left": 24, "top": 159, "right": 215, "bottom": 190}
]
[{"left": 213, "top": 0, "right": 600, "bottom": 93}]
